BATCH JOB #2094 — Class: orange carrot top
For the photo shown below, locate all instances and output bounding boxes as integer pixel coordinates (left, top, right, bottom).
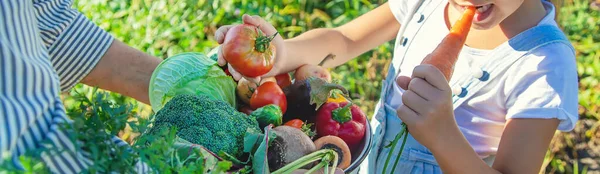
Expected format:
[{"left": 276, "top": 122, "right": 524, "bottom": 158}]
[{"left": 421, "top": 6, "right": 476, "bottom": 81}]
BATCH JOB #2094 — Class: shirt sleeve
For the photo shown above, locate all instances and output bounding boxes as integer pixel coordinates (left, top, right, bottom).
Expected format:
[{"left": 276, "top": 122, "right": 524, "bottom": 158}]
[
  {"left": 0, "top": 0, "right": 91, "bottom": 172},
  {"left": 33, "top": 0, "right": 114, "bottom": 91},
  {"left": 503, "top": 42, "right": 579, "bottom": 131},
  {"left": 388, "top": 0, "right": 409, "bottom": 24},
  {"left": 0, "top": 1, "right": 148, "bottom": 173}
]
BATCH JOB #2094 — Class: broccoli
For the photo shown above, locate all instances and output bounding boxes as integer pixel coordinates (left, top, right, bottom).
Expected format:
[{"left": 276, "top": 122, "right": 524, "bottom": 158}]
[{"left": 145, "top": 94, "right": 260, "bottom": 159}]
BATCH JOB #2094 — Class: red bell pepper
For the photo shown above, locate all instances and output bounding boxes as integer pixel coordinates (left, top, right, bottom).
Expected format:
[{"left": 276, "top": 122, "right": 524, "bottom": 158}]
[{"left": 315, "top": 101, "right": 367, "bottom": 150}]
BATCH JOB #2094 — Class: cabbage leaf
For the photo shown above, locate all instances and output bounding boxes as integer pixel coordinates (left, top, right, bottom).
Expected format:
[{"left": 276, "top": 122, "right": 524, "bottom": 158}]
[{"left": 149, "top": 52, "right": 236, "bottom": 112}]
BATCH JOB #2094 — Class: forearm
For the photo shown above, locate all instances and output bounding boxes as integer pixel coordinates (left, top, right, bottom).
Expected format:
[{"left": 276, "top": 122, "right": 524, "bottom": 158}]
[
  {"left": 429, "top": 126, "right": 502, "bottom": 174},
  {"left": 82, "top": 40, "right": 161, "bottom": 104},
  {"left": 284, "top": 28, "right": 358, "bottom": 68},
  {"left": 283, "top": 2, "right": 400, "bottom": 69}
]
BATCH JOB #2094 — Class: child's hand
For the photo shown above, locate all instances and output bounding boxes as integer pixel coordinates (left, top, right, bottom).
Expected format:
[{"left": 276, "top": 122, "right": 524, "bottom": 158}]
[
  {"left": 395, "top": 63, "right": 460, "bottom": 150},
  {"left": 214, "top": 14, "right": 286, "bottom": 83}
]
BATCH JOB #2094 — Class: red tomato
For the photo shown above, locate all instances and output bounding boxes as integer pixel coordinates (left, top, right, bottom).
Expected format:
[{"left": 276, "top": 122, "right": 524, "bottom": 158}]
[
  {"left": 250, "top": 81, "right": 287, "bottom": 114},
  {"left": 284, "top": 119, "right": 304, "bottom": 129},
  {"left": 275, "top": 73, "right": 292, "bottom": 88},
  {"left": 222, "top": 24, "right": 277, "bottom": 78}
]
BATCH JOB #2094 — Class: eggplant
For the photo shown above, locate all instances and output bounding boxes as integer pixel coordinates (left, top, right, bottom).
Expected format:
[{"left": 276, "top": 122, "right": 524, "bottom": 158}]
[{"left": 282, "top": 77, "right": 349, "bottom": 123}]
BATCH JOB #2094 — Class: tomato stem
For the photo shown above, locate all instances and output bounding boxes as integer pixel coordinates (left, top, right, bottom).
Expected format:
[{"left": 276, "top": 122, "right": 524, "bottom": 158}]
[{"left": 255, "top": 32, "right": 279, "bottom": 53}]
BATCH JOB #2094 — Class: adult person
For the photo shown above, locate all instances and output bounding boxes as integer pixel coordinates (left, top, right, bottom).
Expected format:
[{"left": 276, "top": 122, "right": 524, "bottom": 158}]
[{"left": 1, "top": 0, "right": 161, "bottom": 173}]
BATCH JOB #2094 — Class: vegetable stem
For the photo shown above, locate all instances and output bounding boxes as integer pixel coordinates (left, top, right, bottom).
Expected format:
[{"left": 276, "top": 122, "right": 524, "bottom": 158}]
[
  {"left": 332, "top": 103, "right": 353, "bottom": 123},
  {"left": 390, "top": 125, "right": 409, "bottom": 173},
  {"left": 306, "top": 162, "right": 327, "bottom": 174},
  {"left": 255, "top": 31, "right": 278, "bottom": 53},
  {"left": 318, "top": 54, "right": 336, "bottom": 66},
  {"left": 382, "top": 124, "right": 406, "bottom": 174},
  {"left": 272, "top": 149, "right": 337, "bottom": 174},
  {"left": 329, "top": 151, "right": 339, "bottom": 174}
]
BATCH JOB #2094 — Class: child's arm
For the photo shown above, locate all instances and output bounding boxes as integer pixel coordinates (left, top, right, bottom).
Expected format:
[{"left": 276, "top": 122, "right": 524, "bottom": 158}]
[
  {"left": 284, "top": 2, "right": 400, "bottom": 69},
  {"left": 397, "top": 64, "right": 561, "bottom": 174},
  {"left": 216, "top": 3, "right": 400, "bottom": 80}
]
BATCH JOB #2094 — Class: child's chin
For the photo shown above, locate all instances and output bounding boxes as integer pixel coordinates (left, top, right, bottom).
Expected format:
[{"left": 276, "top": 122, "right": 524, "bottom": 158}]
[{"left": 471, "top": 21, "right": 498, "bottom": 30}]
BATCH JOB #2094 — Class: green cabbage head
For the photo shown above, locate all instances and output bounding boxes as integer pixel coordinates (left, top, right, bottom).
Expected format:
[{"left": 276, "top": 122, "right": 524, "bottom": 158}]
[{"left": 149, "top": 52, "right": 236, "bottom": 112}]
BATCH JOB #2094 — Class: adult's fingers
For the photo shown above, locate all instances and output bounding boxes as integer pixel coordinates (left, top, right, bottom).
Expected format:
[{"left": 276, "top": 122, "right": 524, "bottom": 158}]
[{"left": 411, "top": 64, "right": 450, "bottom": 91}]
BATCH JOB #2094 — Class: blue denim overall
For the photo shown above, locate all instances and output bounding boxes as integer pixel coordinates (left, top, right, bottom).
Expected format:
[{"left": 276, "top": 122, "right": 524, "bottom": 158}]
[{"left": 359, "top": 1, "right": 574, "bottom": 173}]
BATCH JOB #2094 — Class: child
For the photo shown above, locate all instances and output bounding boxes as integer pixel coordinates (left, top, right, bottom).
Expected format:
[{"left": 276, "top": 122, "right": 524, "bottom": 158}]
[{"left": 215, "top": 0, "right": 578, "bottom": 173}]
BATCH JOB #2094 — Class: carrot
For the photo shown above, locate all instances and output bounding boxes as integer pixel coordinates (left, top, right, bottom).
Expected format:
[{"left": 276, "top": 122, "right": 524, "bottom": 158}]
[
  {"left": 314, "top": 135, "right": 352, "bottom": 170},
  {"left": 421, "top": 6, "right": 476, "bottom": 81},
  {"left": 384, "top": 7, "right": 477, "bottom": 174}
]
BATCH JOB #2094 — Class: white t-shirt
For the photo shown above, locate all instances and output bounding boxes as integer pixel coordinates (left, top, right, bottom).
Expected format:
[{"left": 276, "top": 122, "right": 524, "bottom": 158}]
[{"left": 386, "top": 0, "right": 578, "bottom": 157}]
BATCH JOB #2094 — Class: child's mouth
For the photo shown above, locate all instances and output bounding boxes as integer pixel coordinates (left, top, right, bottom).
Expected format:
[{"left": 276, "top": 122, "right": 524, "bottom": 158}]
[
  {"left": 457, "top": 3, "right": 494, "bottom": 22},
  {"left": 473, "top": 4, "right": 494, "bottom": 22}
]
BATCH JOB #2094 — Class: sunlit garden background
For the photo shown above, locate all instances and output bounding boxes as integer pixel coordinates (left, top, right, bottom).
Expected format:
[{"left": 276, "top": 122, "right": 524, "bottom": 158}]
[{"left": 5, "top": 0, "right": 599, "bottom": 173}]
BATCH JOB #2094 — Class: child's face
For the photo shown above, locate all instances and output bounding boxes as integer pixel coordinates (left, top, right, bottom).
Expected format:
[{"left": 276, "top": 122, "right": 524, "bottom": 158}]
[{"left": 449, "top": 0, "right": 526, "bottom": 30}]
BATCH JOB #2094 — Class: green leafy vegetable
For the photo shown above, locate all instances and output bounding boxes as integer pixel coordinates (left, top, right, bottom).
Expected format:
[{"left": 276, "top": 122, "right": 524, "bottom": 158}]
[
  {"left": 253, "top": 125, "right": 273, "bottom": 174},
  {"left": 149, "top": 52, "right": 237, "bottom": 112}
]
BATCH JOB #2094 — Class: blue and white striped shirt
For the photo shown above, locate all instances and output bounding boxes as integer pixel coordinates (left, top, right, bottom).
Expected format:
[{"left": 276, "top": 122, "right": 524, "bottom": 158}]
[{"left": 1, "top": 0, "right": 148, "bottom": 173}]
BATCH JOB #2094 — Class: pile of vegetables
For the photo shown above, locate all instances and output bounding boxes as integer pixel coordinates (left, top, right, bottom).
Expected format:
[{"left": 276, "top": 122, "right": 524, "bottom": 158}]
[{"left": 144, "top": 24, "right": 368, "bottom": 173}]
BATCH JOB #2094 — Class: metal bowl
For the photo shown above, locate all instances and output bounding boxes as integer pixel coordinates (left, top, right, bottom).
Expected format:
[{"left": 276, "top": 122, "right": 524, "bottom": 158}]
[{"left": 343, "top": 121, "right": 372, "bottom": 173}]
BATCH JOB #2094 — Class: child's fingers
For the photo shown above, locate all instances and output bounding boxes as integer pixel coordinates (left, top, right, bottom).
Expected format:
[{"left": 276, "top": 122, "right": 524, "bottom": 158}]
[
  {"left": 401, "top": 90, "right": 429, "bottom": 115},
  {"left": 217, "top": 46, "right": 226, "bottom": 66},
  {"left": 396, "top": 104, "right": 419, "bottom": 125},
  {"left": 411, "top": 64, "right": 450, "bottom": 91},
  {"left": 215, "top": 25, "right": 232, "bottom": 44},
  {"left": 396, "top": 75, "right": 412, "bottom": 90},
  {"left": 246, "top": 76, "right": 262, "bottom": 85},
  {"left": 227, "top": 63, "right": 262, "bottom": 84},
  {"left": 407, "top": 77, "right": 439, "bottom": 101},
  {"left": 227, "top": 64, "right": 242, "bottom": 81},
  {"left": 242, "top": 14, "right": 260, "bottom": 26},
  {"left": 260, "top": 66, "right": 284, "bottom": 78},
  {"left": 242, "top": 14, "right": 280, "bottom": 39}
]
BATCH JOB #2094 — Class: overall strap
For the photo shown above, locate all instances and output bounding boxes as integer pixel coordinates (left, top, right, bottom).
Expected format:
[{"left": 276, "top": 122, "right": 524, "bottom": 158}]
[
  {"left": 450, "top": 25, "right": 574, "bottom": 109},
  {"left": 384, "top": 0, "right": 438, "bottom": 95}
]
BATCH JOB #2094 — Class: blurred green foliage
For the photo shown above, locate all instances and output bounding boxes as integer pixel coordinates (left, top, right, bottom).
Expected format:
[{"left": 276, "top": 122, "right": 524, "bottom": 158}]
[
  {"left": 73, "top": 0, "right": 393, "bottom": 117},
  {"left": 6, "top": 0, "right": 595, "bottom": 173},
  {"left": 546, "top": 0, "right": 600, "bottom": 173}
]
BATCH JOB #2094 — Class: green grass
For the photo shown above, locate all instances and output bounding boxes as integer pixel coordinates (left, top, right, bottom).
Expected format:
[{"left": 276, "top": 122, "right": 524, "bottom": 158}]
[{"left": 2, "top": 0, "right": 597, "bottom": 173}]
